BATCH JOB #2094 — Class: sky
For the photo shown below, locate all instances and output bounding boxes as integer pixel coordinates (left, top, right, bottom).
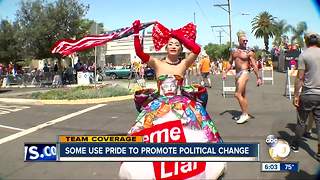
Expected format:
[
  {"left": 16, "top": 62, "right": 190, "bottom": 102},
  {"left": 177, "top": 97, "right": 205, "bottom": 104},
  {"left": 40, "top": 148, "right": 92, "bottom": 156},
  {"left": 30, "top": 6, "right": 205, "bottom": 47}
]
[{"left": 0, "top": 0, "right": 319, "bottom": 49}]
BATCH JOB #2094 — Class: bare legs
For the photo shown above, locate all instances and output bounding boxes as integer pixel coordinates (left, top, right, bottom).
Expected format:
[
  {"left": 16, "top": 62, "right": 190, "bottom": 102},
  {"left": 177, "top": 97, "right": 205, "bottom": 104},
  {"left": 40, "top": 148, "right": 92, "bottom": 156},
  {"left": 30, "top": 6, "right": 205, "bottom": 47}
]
[
  {"left": 234, "top": 74, "right": 249, "bottom": 123},
  {"left": 201, "top": 72, "right": 212, "bottom": 88}
]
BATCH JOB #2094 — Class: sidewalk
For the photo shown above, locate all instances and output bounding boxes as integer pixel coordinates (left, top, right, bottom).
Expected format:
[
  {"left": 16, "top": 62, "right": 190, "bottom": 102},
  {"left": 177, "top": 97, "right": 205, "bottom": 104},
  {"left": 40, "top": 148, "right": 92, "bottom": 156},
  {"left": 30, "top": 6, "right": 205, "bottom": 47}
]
[
  {"left": 0, "top": 79, "right": 157, "bottom": 105},
  {"left": 0, "top": 87, "right": 51, "bottom": 98}
]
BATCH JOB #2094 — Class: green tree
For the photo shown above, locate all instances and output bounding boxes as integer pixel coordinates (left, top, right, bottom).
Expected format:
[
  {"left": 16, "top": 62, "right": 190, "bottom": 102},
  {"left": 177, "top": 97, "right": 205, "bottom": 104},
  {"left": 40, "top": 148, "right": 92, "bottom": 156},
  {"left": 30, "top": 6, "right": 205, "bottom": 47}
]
[
  {"left": 204, "top": 43, "right": 230, "bottom": 60},
  {"left": 248, "top": 45, "right": 266, "bottom": 60},
  {"left": 290, "top": 21, "right": 307, "bottom": 47},
  {"left": 0, "top": 20, "right": 21, "bottom": 64},
  {"left": 16, "top": 0, "right": 90, "bottom": 60},
  {"left": 273, "top": 19, "right": 291, "bottom": 46},
  {"left": 251, "top": 11, "right": 276, "bottom": 51}
]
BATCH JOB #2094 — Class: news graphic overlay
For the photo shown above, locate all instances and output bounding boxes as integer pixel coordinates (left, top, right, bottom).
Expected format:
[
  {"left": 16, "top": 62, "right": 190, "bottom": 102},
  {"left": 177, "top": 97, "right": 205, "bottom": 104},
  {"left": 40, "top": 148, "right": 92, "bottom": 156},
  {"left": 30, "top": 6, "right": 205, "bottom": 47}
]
[
  {"left": 265, "top": 135, "right": 291, "bottom": 161},
  {"left": 261, "top": 162, "right": 299, "bottom": 172},
  {"left": 58, "top": 142, "right": 259, "bottom": 161},
  {"left": 57, "top": 123, "right": 259, "bottom": 162},
  {"left": 24, "top": 135, "right": 259, "bottom": 163},
  {"left": 24, "top": 143, "right": 57, "bottom": 161}
]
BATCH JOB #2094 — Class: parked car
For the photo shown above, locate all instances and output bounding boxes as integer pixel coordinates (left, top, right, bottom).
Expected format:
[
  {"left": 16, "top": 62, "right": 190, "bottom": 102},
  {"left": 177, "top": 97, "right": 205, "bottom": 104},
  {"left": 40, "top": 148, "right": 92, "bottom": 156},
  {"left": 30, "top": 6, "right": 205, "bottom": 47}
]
[{"left": 105, "top": 65, "right": 133, "bottom": 80}]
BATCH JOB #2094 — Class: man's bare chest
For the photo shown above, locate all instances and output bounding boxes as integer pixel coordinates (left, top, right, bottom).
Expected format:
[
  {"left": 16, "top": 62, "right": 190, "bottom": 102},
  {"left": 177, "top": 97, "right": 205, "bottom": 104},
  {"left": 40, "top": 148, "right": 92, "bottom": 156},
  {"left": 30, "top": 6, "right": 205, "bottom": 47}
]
[{"left": 233, "top": 50, "right": 250, "bottom": 61}]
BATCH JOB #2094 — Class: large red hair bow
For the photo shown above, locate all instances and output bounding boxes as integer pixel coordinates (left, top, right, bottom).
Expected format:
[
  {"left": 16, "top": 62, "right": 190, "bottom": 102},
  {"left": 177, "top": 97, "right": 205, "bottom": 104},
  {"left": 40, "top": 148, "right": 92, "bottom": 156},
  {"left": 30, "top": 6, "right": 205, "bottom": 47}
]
[{"left": 152, "top": 22, "right": 197, "bottom": 51}]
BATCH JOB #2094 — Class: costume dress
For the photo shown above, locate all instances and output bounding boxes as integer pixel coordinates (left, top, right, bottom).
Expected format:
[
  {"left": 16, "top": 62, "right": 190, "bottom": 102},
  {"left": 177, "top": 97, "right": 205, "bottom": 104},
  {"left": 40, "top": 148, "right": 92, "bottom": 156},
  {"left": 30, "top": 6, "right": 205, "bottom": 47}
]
[{"left": 119, "top": 75, "right": 225, "bottom": 179}]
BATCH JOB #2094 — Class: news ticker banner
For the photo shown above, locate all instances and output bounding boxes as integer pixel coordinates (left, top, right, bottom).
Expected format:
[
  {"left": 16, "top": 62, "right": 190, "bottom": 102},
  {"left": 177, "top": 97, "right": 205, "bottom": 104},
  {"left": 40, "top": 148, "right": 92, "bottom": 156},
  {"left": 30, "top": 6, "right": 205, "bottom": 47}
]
[
  {"left": 58, "top": 142, "right": 259, "bottom": 161},
  {"left": 24, "top": 143, "right": 259, "bottom": 162},
  {"left": 24, "top": 135, "right": 259, "bottom": 162}
]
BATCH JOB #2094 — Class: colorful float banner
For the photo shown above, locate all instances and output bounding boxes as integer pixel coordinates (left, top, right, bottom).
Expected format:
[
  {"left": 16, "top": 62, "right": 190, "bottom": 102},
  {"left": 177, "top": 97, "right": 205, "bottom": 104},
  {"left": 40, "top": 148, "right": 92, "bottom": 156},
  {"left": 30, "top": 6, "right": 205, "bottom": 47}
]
[{"left": 58, "top": 142, "right": 259, "bottom": 161}]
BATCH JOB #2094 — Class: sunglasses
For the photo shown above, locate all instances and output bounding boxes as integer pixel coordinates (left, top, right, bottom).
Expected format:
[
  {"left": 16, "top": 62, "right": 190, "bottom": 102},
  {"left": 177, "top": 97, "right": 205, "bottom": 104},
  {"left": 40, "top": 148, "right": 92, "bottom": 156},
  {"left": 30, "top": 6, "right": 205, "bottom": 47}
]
[{"left": 242, "top": 40, "right": 248, "bottom": 43}]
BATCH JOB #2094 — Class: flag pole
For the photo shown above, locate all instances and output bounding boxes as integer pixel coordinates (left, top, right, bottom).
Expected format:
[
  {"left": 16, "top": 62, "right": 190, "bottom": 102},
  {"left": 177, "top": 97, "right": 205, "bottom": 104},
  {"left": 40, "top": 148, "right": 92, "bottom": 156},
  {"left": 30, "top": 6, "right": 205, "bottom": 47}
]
[{"left": 94, "top": 22, "right": 97, "bottom": 88}]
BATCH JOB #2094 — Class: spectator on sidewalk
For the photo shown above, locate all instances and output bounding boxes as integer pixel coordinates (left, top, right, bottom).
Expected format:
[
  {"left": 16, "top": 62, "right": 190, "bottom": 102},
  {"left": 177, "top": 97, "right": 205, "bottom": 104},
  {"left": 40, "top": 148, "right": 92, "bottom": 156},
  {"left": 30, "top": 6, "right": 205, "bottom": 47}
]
[
  {"left": 8, "top": 61, "right": 14, "bottom": 75},
  {"left": 63, "top": 64, "right": 74, "bottom": 84},
  {"left": 291, "top": 32, "right": 320, "bottom": 162},
  {"left": 53, "top": 62, "right": 58, "bottom": 74},
  {"left": 0, "top": 64, "right": 3, "bottom": 76},
  {"left": 199, "top": 54, "right": 212, "bottom": 88},
  {"left": 43, "top": 63, "right": 50, "bottom": 81},
  {"left": 74, "top": 60, "right": 82, "bottom": 72},
  {"left": 43, "top": 63, "right": 49, "bottom": 73},
  {"left": 290, "top": 59, "right": 297, "bottom": 70}
]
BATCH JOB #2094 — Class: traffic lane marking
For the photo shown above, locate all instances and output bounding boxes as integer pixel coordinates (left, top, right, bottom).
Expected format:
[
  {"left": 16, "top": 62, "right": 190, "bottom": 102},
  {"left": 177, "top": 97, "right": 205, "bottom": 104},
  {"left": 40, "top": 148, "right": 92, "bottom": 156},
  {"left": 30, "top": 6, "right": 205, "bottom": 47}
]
[
  {"left": 0, "top": 104, "right": 106, "bottom": 145},
  {"left": 0, "top": 124, "right": 24, "bottom": 131},
  {"left": 0, "top": 104, "right": 93, "bottom": 130}
]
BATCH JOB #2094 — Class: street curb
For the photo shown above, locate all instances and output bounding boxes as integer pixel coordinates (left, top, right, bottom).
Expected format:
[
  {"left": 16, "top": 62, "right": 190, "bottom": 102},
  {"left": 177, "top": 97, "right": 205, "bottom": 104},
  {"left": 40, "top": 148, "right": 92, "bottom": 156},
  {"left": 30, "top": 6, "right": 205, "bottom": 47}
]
[{"left": 0, "top": 95, "right": 134, "bottom": 105}]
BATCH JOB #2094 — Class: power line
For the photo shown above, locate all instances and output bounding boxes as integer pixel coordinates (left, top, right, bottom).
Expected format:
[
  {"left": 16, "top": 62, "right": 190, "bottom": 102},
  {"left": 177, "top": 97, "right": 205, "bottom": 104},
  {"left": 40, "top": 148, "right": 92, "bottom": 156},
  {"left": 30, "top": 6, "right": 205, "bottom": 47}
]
[
  {"left": 194, "top": 0, "right": 212, "bottom": 26},
  {"left": 194, "top": 0, "right": 216, "bottom": 41}
]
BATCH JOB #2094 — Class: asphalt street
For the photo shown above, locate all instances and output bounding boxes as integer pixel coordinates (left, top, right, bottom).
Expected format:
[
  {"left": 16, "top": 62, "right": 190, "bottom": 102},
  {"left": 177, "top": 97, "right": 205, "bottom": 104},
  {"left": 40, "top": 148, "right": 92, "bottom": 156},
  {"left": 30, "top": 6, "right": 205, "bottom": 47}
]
[{"left": 0, "top": 71, "right": 319, "bottom": 179}]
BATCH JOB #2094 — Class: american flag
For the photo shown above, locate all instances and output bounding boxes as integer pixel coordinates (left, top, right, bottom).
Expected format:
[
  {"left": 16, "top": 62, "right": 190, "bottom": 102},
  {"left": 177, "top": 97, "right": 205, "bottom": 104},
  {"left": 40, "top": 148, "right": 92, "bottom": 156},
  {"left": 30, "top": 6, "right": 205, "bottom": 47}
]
[{"left": 51, "top": 22, "right": 155, "bottom": 56}]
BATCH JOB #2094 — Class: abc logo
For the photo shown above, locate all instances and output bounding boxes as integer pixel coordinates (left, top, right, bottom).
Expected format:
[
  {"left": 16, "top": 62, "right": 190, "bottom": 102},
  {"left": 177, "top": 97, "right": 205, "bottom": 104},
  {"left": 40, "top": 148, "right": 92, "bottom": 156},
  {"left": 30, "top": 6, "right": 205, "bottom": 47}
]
[
  {"left": 268, "top": 139, "right": 291, "bottom": 161},
  {"left": 266, "top": 135, "right": 278, "bottom": 147}
]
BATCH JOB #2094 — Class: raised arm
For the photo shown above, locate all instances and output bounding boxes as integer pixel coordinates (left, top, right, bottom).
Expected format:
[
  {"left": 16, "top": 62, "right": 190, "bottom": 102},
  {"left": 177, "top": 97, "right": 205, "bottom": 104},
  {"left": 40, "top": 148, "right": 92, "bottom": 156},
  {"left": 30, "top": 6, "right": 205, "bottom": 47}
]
[
  {"left": 171, "top": 29, "right": 201, "bottom": 68},
  {"left": 133, "top": 20, "right": 157, "bottom": 68}
]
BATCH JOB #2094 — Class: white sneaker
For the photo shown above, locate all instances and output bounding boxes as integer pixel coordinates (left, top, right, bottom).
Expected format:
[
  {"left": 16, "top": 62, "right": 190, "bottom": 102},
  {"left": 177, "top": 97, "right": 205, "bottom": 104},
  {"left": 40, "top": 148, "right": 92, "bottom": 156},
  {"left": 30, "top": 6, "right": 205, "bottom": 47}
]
[{"left": 236, "top": 114, "right": 250, "bottom": 124}]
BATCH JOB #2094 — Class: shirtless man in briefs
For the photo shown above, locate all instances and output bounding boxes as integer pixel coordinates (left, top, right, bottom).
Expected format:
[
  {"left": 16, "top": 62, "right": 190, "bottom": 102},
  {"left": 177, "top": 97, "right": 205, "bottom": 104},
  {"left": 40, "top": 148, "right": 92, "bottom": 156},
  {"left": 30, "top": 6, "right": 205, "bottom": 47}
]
[{"left": 223, "top": 31, "right": 262, "bottom": 124}]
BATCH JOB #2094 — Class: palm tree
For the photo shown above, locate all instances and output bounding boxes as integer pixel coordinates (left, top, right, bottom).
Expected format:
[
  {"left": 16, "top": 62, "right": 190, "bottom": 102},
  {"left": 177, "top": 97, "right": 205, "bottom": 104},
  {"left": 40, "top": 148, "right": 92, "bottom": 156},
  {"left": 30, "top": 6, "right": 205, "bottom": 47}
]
[
  {"left": 251, "top": 11, "right": 277, "bottom": 51},
  {"left": 290, "top": 21, "right": 307, "bottom": 47},
  {"left": 273, "top": 19, "right": 291, "bottom": 46}
]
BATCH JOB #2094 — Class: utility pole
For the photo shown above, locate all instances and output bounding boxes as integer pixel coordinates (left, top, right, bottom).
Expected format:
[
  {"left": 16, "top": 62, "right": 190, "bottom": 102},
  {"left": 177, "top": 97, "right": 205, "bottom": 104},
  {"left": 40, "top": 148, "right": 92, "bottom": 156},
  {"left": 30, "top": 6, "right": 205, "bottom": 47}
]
[
  {"left": 193, "top": 12, "right": 196, "bottom": 24},
  {"left": 211, "top": 25, "right": 228, "bottom": 44},
  {"left": 227, "top": 0, "right": 231, "bottom": 47},
  {"left": 213, "top": 0, "right": 232, "bottom": 48},
  {"left": 217, "top": 30, "right": 224, "bottom": 45}
]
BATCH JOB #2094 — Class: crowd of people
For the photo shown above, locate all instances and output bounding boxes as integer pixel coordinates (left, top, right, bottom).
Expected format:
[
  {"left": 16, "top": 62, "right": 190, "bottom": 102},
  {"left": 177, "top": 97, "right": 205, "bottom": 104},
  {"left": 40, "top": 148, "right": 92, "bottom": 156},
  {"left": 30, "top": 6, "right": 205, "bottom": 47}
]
[
  {"left": 0, "top": 61, "right": 22, "bottom": 77},
  {"left": 0, "top": 59, "right": 106, "bottom": 87}
]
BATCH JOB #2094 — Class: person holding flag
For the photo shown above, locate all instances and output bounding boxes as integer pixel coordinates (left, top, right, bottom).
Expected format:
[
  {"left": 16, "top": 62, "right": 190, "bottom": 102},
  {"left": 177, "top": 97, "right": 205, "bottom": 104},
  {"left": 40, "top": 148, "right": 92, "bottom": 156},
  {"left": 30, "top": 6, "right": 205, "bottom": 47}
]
[
  {"left": 119, "top": 20, "right": 226, "bottom": 179},
  {"left": 50, "top": 20, "right": 225, "bottom": 179}
]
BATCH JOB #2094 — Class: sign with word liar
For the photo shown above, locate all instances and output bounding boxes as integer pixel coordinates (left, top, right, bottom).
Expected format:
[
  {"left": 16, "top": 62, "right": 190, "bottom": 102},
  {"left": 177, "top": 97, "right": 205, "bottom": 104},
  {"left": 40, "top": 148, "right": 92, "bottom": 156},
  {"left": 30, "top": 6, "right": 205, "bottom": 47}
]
[{"left": 132, "top": 120, "right": 206, "bottom": 180}]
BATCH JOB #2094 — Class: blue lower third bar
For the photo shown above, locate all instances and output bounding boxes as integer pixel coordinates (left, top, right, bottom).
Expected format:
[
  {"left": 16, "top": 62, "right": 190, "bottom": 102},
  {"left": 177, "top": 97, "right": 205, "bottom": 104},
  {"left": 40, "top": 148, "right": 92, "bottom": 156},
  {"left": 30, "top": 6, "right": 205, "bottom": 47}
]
[
  {"left": 280, "top": 162, "right": 299, "bottom": 172},
  {"left": 58, "top": 143, "right": 259, "bottom": 162}
]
